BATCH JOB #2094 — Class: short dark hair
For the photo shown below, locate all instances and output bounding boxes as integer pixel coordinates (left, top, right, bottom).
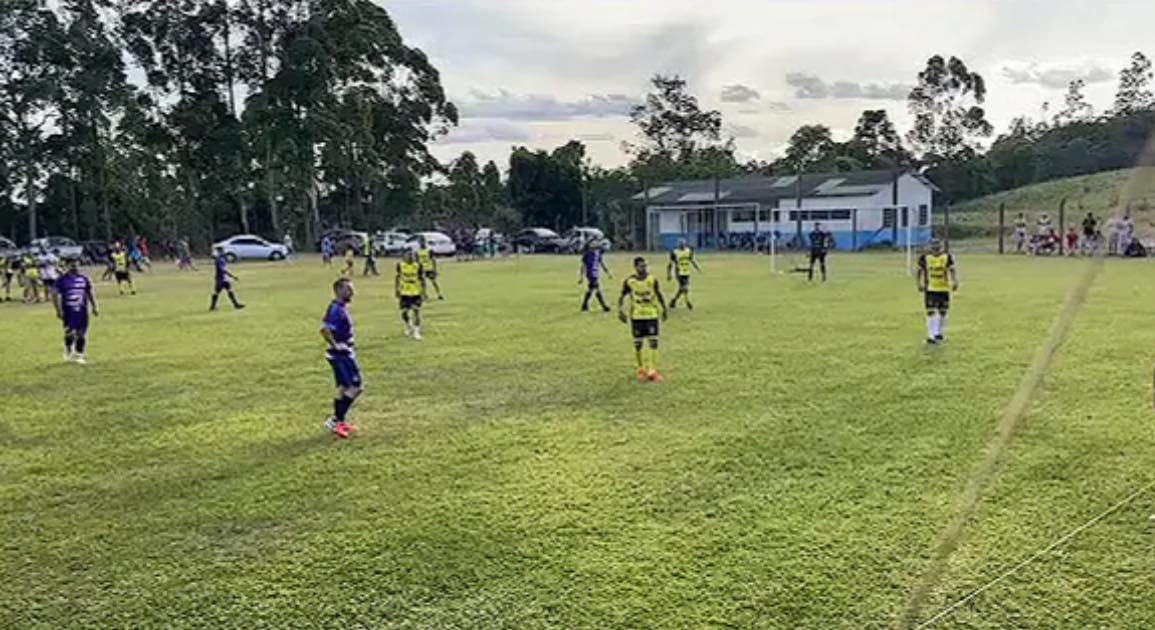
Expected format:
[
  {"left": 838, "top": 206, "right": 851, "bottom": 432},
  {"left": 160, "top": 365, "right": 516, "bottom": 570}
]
[
  {"left": 633, "top": 256, "right": 645, "bottom": 266},
  {"left": 333, "top": 277, "right": 350, "bottom": 292}
]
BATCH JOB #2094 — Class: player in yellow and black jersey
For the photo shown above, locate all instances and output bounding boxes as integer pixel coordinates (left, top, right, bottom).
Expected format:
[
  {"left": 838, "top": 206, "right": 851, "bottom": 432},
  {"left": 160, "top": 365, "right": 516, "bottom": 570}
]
[
  {"left": 416, "top": 236, "right": 444, "bottom": 300},
  {"left": 666, "top": 238, "right": 702, "bottom": 309},
  {"left": 917, "top": 239, "right": 959, "bottom": 345},
  {"left": 110, "top": 243, "right": 136, "bottom": 295},
  {"left": 618, "top": 256, "right": 668, "bottom": 382},
  {"left": 395, "top": 249, "right": 427, "bottom": 340}
]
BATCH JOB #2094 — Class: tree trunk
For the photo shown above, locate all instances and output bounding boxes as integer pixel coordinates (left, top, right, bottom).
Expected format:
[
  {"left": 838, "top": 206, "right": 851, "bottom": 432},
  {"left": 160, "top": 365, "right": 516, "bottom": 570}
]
[
  {"left": 266, "top": 143, "right": 279, "bottom": 234},
  {"left": 26, "top": 166, "right": 37, "bottom": 242}
]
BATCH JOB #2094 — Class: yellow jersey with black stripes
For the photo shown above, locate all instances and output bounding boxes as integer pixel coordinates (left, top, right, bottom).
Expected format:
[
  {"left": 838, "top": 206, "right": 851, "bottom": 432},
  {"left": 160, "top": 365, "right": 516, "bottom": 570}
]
[
  {"left": 112, "top": 251, "right": 128, "bottom": 272},
  {"left": 623, "top": 274, "right": 660, "bottom": 320},
  {"left": 397, "top": 260, "right": 422, "bottom": 296},
  {"left": 919, "top": 253, "right": 954, "bottom": 293},
  {"left": 671, "top": 246, "right": 694, "bottom": 276}
]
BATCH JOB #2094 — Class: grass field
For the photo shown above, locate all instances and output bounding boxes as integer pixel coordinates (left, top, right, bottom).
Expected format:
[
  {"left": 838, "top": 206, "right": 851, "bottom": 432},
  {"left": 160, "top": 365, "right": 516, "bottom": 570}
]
[{"left": 2, "top": 251, "right": 1154, "bottom": 629}]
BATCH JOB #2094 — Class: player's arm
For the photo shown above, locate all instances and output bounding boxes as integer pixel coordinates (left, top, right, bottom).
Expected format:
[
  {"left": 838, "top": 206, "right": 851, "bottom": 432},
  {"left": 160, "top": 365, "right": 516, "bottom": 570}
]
[
  {"left": 916, "top": 256, "right": 927, "bottom": 292},
  {"left": 393, "top": 264, "right": 402, "bottom": 297},
  {"left": 419, "top": 267, "right": 427, "bottom": 292},
  {"left": 948, "top": 255, "right": 959, "bottom": 291},
  {"left": 617, "top": 280, "right": 631, "bottom": 323},
  {"left": 691, "top": 251, "right": 703, "bottom": 272},
  {"left": 319, "top": 313, "right": 348, "bottom": 352},
  {"left": 599, "top": 257, "right": 612, "bottom": 278},
  {"left": 655, "top": 279, "right": 668, "bottom": 321},
  {"left": 51, "top": 286, "right": 62, "bottom": 319},
  {"left": 666, "top": 253, "right": 674, "bottom": 280},
  {"left": 578, "top": 259, "right": 586, "bottom": 283},
  {"left": 87, "top": 282, "right": 98, "bottom": 316}
]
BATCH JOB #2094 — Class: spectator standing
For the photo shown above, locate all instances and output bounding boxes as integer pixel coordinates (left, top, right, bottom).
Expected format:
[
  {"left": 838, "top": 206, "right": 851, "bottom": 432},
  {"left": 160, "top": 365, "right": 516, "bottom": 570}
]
[{"left": 1081, "top": 212, "right": 1097, "bottom": 255}]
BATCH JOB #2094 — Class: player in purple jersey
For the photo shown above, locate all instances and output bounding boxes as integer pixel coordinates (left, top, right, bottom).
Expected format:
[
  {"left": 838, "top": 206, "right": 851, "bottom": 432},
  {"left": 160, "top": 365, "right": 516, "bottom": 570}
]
[
  {"left": 209, "top": 246, "right": 246, "bottom": 311},
  {"left": 52, "top": 258, "right": 99, "bottom": 364},
  {"left": 578, "top": 240, "right": 612, "bottom": 312},
  {"left": 320, "top": 278, "right": 360, "bottom": 438}
]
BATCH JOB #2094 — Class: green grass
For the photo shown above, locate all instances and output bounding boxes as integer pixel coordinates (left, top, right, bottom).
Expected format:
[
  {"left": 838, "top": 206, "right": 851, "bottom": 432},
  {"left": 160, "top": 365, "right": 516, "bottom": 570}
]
[
  {"left": 952, "top": 167, "right": 1155, "bottom": 233},
  {"left": 2, "top": 252, "right": 1154, "bottom": 629}
]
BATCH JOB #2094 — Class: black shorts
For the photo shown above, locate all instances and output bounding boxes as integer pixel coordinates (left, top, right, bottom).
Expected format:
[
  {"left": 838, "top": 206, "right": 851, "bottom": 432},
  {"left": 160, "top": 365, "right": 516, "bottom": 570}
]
[
  {"left": 676, "top": 275, "right": 690, "bottom": 289},
  {"left": 424, "top": 269, "right": 438, "bottom": 280},
  {"left": 215, "top": 280, "right": 232, "bottom": 292},
  {"left": 809, "top": 250, "right": 827, "bottom": 263},
  {"left": 925, "top": 291, "right": 950, "bottom": 311},
  {"left": 586, "top": 276, "right": 601, "bottom": 290},
  {"left": 631, "top": 318, "right": 659, "bottom": 339},
  {"left": 400, "top": 295, "right": 423, "bottom": 309},
  {"left": 115, "top": 271, "right": 131, "bottom": 282}
]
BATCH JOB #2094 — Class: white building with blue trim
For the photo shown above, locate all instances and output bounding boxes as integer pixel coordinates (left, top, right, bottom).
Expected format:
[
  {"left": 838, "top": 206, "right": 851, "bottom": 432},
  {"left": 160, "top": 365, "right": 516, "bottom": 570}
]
[{"left": 637, "top": 169, "right": 938, "bottom": 251}]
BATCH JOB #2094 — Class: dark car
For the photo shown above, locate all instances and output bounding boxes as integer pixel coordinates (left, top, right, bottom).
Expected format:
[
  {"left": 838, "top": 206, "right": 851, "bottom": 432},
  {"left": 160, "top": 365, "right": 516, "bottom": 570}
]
[
  {"left": 512, "top": 227, "right": 566, "bottom": 253},
  {"left": 316, "top": 229, "right": 367, "bottom": 255},
  {"left": 80, "top": 241, "right": 110, "bottom": 265}
]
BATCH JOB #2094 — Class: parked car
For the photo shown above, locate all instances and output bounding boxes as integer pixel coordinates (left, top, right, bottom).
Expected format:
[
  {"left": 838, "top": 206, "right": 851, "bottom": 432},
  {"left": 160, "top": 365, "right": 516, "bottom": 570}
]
[
  {"left": 80, "top": 241, "right": 111, "bottom": 265},
  {"left": 406, "top": 231, "right": 457, "bottom": 256},
  {"left": 374, "top": 231, "right": 412, "bottom": 256},
  {"left": 513, "top": 227, "right": 566, "bottom": 253},
  {"left": 213, "top": 234, "right": 289, "bottom": 262},
  {"left": 562, "top": 227, "right": 612, "bottom": 253},
  {"left": 317, "top": 229, "right": 367, "bottom": 254},
  {"left": 0, "top": 236, "right": 20, "bottom": 259},
  {"left": 30, "top": 236, "right": 84, "bottom": 259}
]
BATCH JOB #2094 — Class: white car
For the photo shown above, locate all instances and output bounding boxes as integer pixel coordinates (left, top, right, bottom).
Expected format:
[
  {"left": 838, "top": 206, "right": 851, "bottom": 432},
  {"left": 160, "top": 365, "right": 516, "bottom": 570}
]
[
  {"left": 406, "top": 231, "right": 457, "bottom": 256},
  {"left": 0, "top": 236, "right": 20, "bottom": 258},
  {"left": 30, "top": 236, "right": 84, "bottom": 259},
  {"left": 374, "top": 231, "right": 412, "bottom": 256},
  {"left": 213, "top": 234, "right": 289, "bottom": 262},
  {"left": 563, "top": 227, "right": 612, "bottom": 253}
]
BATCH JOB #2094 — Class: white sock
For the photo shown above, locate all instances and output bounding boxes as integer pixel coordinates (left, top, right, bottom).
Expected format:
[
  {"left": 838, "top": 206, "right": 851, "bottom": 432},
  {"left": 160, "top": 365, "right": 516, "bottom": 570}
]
[
  {"left": 937, "top": 313, "right": 947, "bottom": 336},
  {"left": 927, "top": 315, "right": 937, "bottom": 338}
]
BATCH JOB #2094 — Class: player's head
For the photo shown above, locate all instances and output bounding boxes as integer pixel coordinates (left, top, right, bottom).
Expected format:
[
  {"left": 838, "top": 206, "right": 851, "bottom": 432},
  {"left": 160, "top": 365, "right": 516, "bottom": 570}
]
[
  {"left": 213, "top": 246, "right": 223, "bottom": 255},
  {"left": 928, "top": 238, "right": 944, "bottom": 254},
  {"left": 333, "top": 277, "right": 354, "bottom": 302},
  {"left": 65, "top": 257, "right": 79, "bottom": 273},
  {"left": 403, "top": 248, "right": 415, "bottom": 262},
  {"left": 677, "top": 238, "right": 687, "bottom": 248},
  {"left": 418, "top": 235, "right": 427, "bottom": 247},
  {"left": 633, "top": 256, "right": 647, "bottom": 275},
  {"left": 814, "top": 222, "right": 823, "bottom": 231}
]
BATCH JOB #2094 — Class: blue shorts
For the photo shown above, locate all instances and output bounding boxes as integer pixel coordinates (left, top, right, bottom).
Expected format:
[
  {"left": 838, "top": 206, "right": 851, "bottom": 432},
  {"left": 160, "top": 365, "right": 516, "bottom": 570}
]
[
  {"left": 62, "top": 310, "right": 88, "bottom": 334},
  {"left": 328, "top": 354, "right": 362, "bottom": 388}
]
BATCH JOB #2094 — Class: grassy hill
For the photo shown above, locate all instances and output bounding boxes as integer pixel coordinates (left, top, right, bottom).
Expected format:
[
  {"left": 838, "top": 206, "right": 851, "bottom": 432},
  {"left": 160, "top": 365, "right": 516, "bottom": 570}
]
[{"left": 950, "top": 168, "right": 1155, "bottom": 237}]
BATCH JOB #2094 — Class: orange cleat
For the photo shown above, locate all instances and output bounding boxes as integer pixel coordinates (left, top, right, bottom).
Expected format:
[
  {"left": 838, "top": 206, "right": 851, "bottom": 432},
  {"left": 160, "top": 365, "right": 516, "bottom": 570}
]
[
  {"left": 647, "top": 370, "right": 662, "bottom": 383},
  {"left": 333, "top": 422, "right": 352, "bottom": 438},
  {"left": 636, "top": 368, "right": 648, "bottom": 381}
]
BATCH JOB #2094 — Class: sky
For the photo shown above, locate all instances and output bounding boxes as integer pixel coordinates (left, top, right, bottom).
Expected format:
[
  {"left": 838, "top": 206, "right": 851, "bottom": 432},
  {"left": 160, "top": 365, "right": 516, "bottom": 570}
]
[{"left": 383, "top": 0, "right": 1155, "bottom": 169}]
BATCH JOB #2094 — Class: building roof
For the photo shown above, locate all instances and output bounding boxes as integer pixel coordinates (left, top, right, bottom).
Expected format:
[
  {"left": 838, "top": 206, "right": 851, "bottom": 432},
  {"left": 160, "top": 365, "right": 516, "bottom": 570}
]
[{"left": 635, "top": 169, "right": 934, "bottom": 206}]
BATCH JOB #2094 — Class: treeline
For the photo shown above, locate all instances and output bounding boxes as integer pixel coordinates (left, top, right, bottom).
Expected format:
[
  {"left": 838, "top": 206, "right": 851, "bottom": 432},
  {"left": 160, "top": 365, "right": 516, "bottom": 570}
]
[{"left": 2, "top": 1, "right": 1153, "bottom": 250}]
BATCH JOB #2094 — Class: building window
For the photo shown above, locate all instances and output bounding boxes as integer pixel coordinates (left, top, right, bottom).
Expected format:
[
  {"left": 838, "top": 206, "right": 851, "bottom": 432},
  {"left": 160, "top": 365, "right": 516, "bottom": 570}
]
[
  {"left": 829, "top": 210, "right": 852, "bottom": 221},
  {"left": 772, "top": 211, "right": 780, "bottom": 222},
  {"left": 919, "top": 204, "right": 929, "bottom": 226},
  {"left": 901, "top": 207, "right": 909, "bottom": 228},
  {"left": 883, "top": 208, "right": 896, "bottom": 228},
  {"left": 757, "top": 210, "right": 770, "bottom": 222},
  {"left": 732, "top": 209, "right": 756, "bottom": 222}
]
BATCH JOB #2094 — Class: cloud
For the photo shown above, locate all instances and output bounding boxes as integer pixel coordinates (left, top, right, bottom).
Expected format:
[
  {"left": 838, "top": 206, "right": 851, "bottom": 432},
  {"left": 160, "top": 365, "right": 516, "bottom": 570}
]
[
  {"left": 439, "top": 121, "right": 531, "bottom": 144},
  {"left": 720, "top": 84, "right": 761, "bottom": 103},
  {"left": 726, "top": 124, "right": 759, "bottom": 139},
  {"left": 1000, "top": 60, "right": 1115, "bottom": 89},
  {"left": 739, "top": 101, "right": 791, "bottom": 114},
  {"left": 785, "top": 73, "right": 911, "bottom": 100},
  {"left": 577, "top": 133, "right": 616, "bottom": 142},
  {"left": 457, "top": 89, "right": 635, "bottom": 121}
]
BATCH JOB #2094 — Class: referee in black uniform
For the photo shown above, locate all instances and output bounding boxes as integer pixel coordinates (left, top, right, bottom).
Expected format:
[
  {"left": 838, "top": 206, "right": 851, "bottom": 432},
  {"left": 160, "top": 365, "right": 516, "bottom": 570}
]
[{"left": 808, "top": 222, "right": 831, "bottom": 282}]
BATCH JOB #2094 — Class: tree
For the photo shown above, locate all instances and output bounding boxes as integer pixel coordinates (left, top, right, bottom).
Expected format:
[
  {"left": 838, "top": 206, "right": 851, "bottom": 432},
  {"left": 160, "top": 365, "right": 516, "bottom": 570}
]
[
  {"left": 846, "top": 109, "right": 912, "bottom": 168},
  {"left": 782, "top": 124, "right": 837, "bottom": 171},
  {"left": 906, "top": 55, "right": 993, "bottom": 163},
  {"left": 1054, "top": 79, "right": 1094, "bottom": 126},
  {"left": 1113, "top": 51, "right": 1154, "bottom": 115}
]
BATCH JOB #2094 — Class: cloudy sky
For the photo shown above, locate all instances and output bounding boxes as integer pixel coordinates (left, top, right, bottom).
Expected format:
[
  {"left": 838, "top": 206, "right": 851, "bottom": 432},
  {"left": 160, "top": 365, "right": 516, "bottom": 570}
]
[{"left": 384, "top": 0, "right": 1155, "bottom": 169}]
